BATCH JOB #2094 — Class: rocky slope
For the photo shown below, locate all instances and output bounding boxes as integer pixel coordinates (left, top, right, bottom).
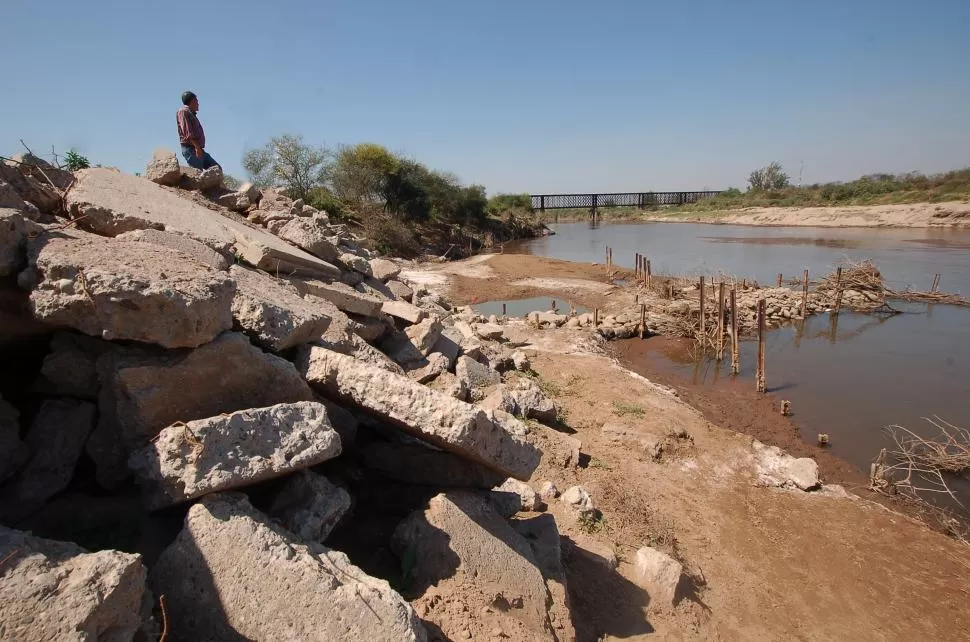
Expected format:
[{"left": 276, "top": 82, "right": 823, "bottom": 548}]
[{"left": 0, "top": 151, "right": 577, "bottom": 640}]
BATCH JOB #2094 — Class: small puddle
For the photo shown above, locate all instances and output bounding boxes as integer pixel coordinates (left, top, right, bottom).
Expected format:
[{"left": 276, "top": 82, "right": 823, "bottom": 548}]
[{"left": 473, "top": 296, "right": 588, "bottom": 318}]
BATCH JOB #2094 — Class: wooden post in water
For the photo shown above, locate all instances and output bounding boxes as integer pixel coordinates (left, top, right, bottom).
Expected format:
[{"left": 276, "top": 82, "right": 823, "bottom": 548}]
[
  {"left": 757, "top": 298, "right": 767, "bottom": 393},
  {"left": 716, "top": 282, "right": 726, "bottom": 361},
  {"left": 502, "top": 303, "right": 507, "bottom": 317},
  {"left": 777, "top": 273, "right": 783, "bottom": 287},
  {"left": 551, "top": 300, "right": 557, "bottom": 312},
  {"left": 932, "top": 273, "right": 941, "bottom": 293},
  {"left": 647, "top": 260, "right": 652, "bottom": 289},
  {"left": 801, "top": 269, "right": 809, "bottom": 318},
  {"left": 730, "top": 288, "right": 740, "bottom": 374},
  {"left": 833, "top": 266, "right": 844, "bottom": 314},
  {"left": 593, "top": 308, "right": 599, "bottom": 327},
  {"left": 639, "top": 303, "right": 646, "bottom": 339},
  {"left": 699, "top": 276, "right": 706, "bottom": 341}
]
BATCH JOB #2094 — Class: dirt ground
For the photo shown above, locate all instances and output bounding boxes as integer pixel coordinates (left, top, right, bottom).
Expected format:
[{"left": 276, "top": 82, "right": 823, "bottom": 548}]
[
  {"left": 646, "top": 200, "right": 970, "bottom": 228},
  {"left": 406, "top": 254, "right": 970, "bottom": 641}
]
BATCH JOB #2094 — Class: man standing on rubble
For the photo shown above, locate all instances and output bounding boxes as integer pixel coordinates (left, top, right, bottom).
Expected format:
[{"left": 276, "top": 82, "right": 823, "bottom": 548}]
[{"left": 176, "top": 91, "right": 220, "bottom": 170}]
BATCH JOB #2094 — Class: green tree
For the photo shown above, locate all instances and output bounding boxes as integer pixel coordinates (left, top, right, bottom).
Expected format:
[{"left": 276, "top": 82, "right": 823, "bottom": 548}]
[
  {"left": 331, "top": 143, "right": 400, "bottom": 206},
  {"left": 748, "top": 162, "right": 790, "bottom": 191},
  {"left": 242, "top": 134, "right": 333, "bottom": 200}
]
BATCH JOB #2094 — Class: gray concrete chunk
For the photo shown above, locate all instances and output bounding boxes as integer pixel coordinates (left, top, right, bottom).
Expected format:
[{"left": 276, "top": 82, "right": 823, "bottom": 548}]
[
  {"left": 90, "top": 332, "right": 315, "bottom": 488},
  {"left": 382, "top": 299, "right": 426, "bottom": 324},
  {"left": 370, "top": 258, "right": 401, "bottom": 281},
  {"left": 66, "top": 168, "right": 340, "bottom": 277},
  {"left": 265, "top": 470, "right": 351, "bottom": 543},
  {"left": 145, "top": 148, "right": 181, "bottom": 186},
  {"left": 0, "top": 526, "right": 146, "bottom": 642},
  {"left": 128, "top": 401, "right": 342, "bottom": 509},
  {"left": 29, "top": 231, "right": 235, "bottom": 348},
  {"left": 0, "top": 399, "right": 96, "bottom": 521},
  {"left": 229, "top": 265, "right": 331, "bottom": 351},
  {"left": 298, "top": 346, "right": 541, "bottom": 480},
  {"left": 296, "top": 279, "right": 384, "bottom": 317},
  {"left": 116, "top": 228, "right": 229, "bottom": 270},
  {"left": 0, "top": 209, "right": 26, "bottom": 276},
  {"left": 149, "top": 493, "right": 427, "bottom": 641},
  {"left": 275, "top": 214, "right": 340, "bottom": 262}
]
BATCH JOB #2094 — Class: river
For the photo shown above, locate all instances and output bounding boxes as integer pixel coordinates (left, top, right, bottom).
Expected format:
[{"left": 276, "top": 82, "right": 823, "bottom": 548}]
[{"left": 504, "top": 222, "right": 970, "bottom": 479}]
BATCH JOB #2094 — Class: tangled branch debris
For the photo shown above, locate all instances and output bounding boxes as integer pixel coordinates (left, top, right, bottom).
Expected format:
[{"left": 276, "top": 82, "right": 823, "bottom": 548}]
[{"left": 870, "top": 417, "right": 969, "bottom": 505}]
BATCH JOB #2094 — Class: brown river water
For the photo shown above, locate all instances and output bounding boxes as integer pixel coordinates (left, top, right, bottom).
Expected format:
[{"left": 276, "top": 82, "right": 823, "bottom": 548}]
[{"left": 503, "top": 222, "right": 970, "bottom": 480}]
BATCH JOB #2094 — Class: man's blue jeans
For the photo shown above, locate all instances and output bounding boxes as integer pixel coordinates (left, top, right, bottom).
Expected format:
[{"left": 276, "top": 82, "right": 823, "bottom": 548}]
[{"left": 181, "top": 144, "right": 219, "bottom": 170}]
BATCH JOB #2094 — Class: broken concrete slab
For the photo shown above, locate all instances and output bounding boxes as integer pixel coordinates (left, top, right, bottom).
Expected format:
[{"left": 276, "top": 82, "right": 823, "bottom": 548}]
[
  {"left": 380, "top": 330, "right": 427, "bottom": 367},
  {"left": 128, "top": 401, "right": 341, "bottom": 509},
  {"left": 298, "top": 346, "right": 541, "bottom": 480},
  {"left": 0, "top": 395, "right": 27, "bottom": 484},
  {"left": 0, "top": 209, "right": 27, "bottom": 276},
  {"left": 475, "top": 322, "right": 505, "bottom": 340},
  {"left": 275, "top": 214, "right": 341, "bottom": 262},
  {"left": 65, "top": 168, "right": 340, "bottom": 277},
  {"left": 291, "top": 278, "right": 384, "bottom": 317},
  {"left": 431, "top": 327, "right": 461, "bottom": 368},
  {"left": 116, "top": 228, "right": 229, "bottom": 270},
  {"left": 386, "top": 279, "right": 414, "bottom": 302},
  {"left": 179, "top": 165, "right": 223, "bottom": 190},
  {"left": 405, "top": 317, "right": 442, "bottom": 355},
  {"left": 753, "top": 440, "right": 821, "bottom": 491},
  {"left": 29, "top": 231, "right": 235, "bottom": 348},
  {"left": 510, "top": 514, "right": 576, "bottom": 640},
  {"left": 0, "top": 526, "right": 146, "bottom": 642},
  {"left": 509, "top": 379, "right": 557, "bottom": 424},
  {"left": 264, "top": 470, "right": 352, "bottom": 544},
  {"left": 307, "top": 318, "right": 406, "bottom": 375},
  {"left": 456, "top": 355, "right": 501, "bottom": 399},
  {"left": 149, "top": 493, "right": 427, "bottom": 641},
  {"left": 382, "top": 299, "right": 427, "bottom": 324},
  {"left": 37, "top": 331, "right": 114, "bottom": 399},
  {"left": 393, "top": 491, "right": 563, "bottom": 639},
  {"left": 340, "top": 252, "right": 372, "bottom": 276},
  {"left": 407, "top": 352, "right": 450, "bottom": 384},
  {"left": 90, "top": 332, "right": 315, "bottom": 487},
  {"left": 0, "top": 399, "right": 96, "bottom": 521},
  {"left": 317, "top": 397, "right": 358, "bottom": 447},
  {"left": 370, "top": 257, "right": 401, "bottom": 281},
  {"left": 427, "top": 371, "right": 469, "bottom": 401},
  {"left": 145, "top": 148, "right": 181, "bottom": 186},
  {"left": 362, "top": 440, "right": 506, "bottom": 489},
  {"left": 229, "top": 265, "right": 331, "bottom": 351},
  {"left": 495, "top": 477, "right": 543, "bottom": 512},
  {"left": 635, "top": 546, "right": 684, "bottom": 608},
  {"left": 561, "top": 485, "right": 595, "bottom": 514},
  {"left": 347, "top": 312, "right": 390, "bottom": 342}
]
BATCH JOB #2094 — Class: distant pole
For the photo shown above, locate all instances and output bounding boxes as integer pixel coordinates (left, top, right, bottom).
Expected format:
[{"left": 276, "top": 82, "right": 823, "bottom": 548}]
[
  {"left": 833, "top": 267, "right": 844, "bottom": 315},
  {"left": 777, "top": 273, "right": 783, "bottom": 287},
  {"left": 699, "top": 276, "right": 706, "bottom": 342},
  {"left": 502, "top": 303, "right": 507, "bottom": 317},
  {"left": 730, "top": 288, "right": 740, "bottom": 374},
  {"left": 932, "top": 273, "right": 941, "bottom": 293},
  {"left": 757, "top": 298, "right": 767, "bottom": 393},
  {"left": 716, "top": 282, "right": 726, "bottom": 361},
  {"left": 647, "top": 260, "right": 652, "bottom": 289},
  {"left": 640, "top": 303, "right": 646, "bottom": 339},
  {"left": 801, "top": 269, "right": 809, "bottom": 318}
]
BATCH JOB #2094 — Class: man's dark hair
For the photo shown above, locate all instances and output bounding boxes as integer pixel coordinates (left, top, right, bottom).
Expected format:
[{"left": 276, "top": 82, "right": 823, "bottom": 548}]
[{"left": 181, "top": 91, "right": 197, "bottom": 106}]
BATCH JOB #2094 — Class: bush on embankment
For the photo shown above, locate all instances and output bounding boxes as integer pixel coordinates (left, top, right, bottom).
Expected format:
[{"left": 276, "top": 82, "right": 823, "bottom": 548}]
[{"left": 242, "top": 138, "right": 545, "bottom": 257}]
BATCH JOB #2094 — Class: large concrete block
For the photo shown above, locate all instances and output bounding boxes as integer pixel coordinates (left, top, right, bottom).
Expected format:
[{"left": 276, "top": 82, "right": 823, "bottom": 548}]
[{"left": 149, "top": 493, "right": 427, "bottom": 641}]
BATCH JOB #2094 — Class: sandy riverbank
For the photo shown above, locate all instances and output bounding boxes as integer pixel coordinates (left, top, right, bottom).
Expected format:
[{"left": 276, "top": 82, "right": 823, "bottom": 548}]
[
  {"left": 404, "top": 253, "right": 970, "bottom": 640},
  {"left": 647, "top": 200, "right": 970, "bottom": 227}
]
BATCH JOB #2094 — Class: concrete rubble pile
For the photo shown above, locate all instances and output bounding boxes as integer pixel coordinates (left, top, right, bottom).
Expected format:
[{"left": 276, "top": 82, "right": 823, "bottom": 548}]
[{"left": 0, "top": 151, "right": 580, "bottom": 640}]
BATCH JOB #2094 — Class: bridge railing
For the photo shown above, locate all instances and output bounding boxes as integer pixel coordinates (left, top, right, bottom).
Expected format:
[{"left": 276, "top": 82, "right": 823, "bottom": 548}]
[{"left": 530, "top": 191, "right": 722, "bottom": 210}]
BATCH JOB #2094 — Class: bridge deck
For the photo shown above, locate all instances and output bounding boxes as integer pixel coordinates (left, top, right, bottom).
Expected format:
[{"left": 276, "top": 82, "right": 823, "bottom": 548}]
[{"left": 530, "top": 191, "right": 722, "bottom": 210}]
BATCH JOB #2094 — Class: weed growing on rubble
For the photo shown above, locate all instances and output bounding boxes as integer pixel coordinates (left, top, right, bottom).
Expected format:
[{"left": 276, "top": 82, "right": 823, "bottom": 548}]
[{"left": 577, "top": 510, "right": 608, "bottom": 534}]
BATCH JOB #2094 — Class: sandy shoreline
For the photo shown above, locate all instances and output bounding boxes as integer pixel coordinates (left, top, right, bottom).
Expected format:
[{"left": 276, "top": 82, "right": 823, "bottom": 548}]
[
  {"left": 546, "top": 200, "right": 970, "bottom": 228},
  {"left": 403, "top": 253, "right": 970, "bottom": 639}
]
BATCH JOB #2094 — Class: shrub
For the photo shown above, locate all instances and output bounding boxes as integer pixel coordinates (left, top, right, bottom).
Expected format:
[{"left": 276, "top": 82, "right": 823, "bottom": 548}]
[
  {"left": 64, "top": 149, "right": 91, "bottom": 171},
  {"left": 748, "top": 162, "right": 790, "bottom": 191}
]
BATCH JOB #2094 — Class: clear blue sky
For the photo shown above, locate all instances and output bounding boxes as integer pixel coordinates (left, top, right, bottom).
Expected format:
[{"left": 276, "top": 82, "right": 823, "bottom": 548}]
[{"left": 4, "top": 0, "right": 969, "bottom": 193}]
